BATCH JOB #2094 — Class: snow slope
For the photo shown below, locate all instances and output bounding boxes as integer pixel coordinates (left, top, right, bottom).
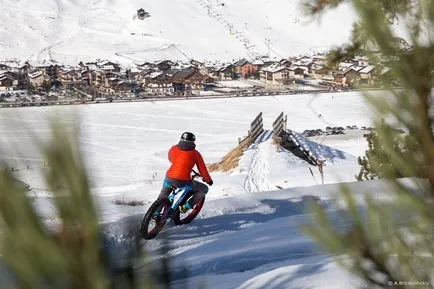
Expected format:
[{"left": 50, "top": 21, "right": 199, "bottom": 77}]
[
  {"left": 103, "top": 178, "right": 419, "bottom": 289},
  {"left": 0, "top": 91, "right": 387, "bottom": 288},
  {"left": 0, "top": 91, "right": 375, "bottom": 208},
  {"left": 0, "top": 0, "right": 356, "bottom": 64}
]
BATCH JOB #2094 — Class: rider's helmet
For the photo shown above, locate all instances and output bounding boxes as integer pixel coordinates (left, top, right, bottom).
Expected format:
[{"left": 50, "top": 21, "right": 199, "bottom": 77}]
[{"left": 180, "top": 132, "right": 196, "bottom": 142}]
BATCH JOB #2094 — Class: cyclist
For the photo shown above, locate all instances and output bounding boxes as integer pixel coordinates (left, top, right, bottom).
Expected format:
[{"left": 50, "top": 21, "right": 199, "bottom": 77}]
[{"left": 158, "top": 132, "right": 213, "bottom": 214}]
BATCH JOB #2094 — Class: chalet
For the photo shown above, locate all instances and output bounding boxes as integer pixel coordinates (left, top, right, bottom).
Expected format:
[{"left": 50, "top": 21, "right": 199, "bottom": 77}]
[
  {"left": 352, "top": 56, "right": 369, "bottom": 67},
  {"left": 90, "top": 70, "right": 106, "bottom": 87},
  {"left": 359, "top": 65, "right": 376, "bottom": 80},
  {"left": 17, "top": 62, "right": 31, "bottom": 74},
  {"left": 0, "top": 75, "right": 14, "bottom": 91},
  {"left": 28, "top": 70, "right": 49, "bottom": 88},
  {"left": 112, "top": 80, "right": 136, "bottom": 93},
  {"left": 172, "top": 67, "right": 213, "bottom": 93},
  {"left": 287, "top": 66, "right": 306, "bottom": 79},
  {"left": 217, "top": 64, "right": 235, "bottom": 80},
  {"left": 0, "top": 69, "right": 26, "bottom": 89},
  {"left": 83, "top": 62, "right": 98, "bottom": 71},
  {"left": 97, "top": 61, "right": 121, "bottom": 73},
  {"left": 233, "top": 59, "right": 257, "bottom": 79},
  {"left": 0, "top": 60, "right": 30, "bottom": 74},
  {"left": 156, "top": 60, "right": 173, "bottom": 72},
  {"left": 58, "top": 68, "right": 83, "bottom": 87},
  {"left": 106, "top": 73, "right": 122, "bottom": 88},
  {"left": 259, "top": 56, "right": 278, "bottom": 67},
  {"left": 260, "top": 64, "right": 289, "bottom": 84},
  {"left": 252, "top": 59, "right": 265, "bottom": 69},
  {"left": 346, "top": 66, "right": 364, "bottom": 84},
  {"left": 26, "top": 62, "right": 62, "bottom": 79},
  {"left": 136, "top": 62, "right": 155, "bottom": 70},
  {"left": 337, "top": 62, "right": 354, "bottom": 72},
  {"left": 144, "top": 71, "right": 173, "bottom": 87},
  {"left": 205, "top": 66, "right": 219, "bottom": 79}
]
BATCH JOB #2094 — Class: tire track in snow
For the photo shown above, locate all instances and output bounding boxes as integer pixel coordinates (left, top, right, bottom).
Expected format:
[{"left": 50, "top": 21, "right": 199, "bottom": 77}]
[{"left": 244, "top": 130, "right": 273, "bottom": 193}]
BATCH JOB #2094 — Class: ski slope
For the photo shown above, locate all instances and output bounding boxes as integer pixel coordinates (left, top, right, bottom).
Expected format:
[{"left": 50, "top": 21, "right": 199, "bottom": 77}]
[
  {"left": 0, "top": 91, "right": 391, "bottom": 288},
  {"left": 0, "top": 0, "right": 356, "bottom": 64}
]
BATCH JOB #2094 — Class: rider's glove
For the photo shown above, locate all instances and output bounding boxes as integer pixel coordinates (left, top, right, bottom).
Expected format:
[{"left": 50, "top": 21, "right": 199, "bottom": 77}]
[{"left": 206, "top": 179, "right": 213, "bottom": 186}]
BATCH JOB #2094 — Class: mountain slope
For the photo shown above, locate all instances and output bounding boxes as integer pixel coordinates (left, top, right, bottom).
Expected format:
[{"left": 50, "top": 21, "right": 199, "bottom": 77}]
[{"left": 0, "top": 0, "right": 356, "bottom": 65}]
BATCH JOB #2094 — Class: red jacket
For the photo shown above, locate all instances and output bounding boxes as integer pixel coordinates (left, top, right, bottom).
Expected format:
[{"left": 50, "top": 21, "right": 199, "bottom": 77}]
[{"left": 166, "top": 145, "right": 212, "bottom": 183}]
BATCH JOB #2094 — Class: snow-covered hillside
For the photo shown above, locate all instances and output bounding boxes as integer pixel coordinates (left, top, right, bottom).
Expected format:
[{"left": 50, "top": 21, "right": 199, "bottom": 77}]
[
  {"left": 0, "top": 0, "right": 356, "bottom": 65},
  {"left": 0, "top": 91, "right": 389, "bottom": 288}
]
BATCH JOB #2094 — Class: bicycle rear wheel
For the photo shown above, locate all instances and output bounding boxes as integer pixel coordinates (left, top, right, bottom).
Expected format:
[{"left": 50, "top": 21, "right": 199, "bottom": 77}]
[{"left": 173, "top": 193, "right": 205, "bottom": 225}]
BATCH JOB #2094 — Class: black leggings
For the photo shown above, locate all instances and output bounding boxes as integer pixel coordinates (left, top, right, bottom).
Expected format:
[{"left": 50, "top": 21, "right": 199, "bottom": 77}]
[{"left": 158, "top": 177, "right": 208, "bottom": 206}]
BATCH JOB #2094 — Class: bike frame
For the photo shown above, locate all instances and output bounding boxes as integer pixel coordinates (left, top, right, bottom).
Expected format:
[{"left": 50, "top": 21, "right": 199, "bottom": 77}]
[
  {"left": 168, "top": 185, "right": 192, "bottom": 211},
  {"left": 160, "top": 170, "right": 201, "bottom": 220}
]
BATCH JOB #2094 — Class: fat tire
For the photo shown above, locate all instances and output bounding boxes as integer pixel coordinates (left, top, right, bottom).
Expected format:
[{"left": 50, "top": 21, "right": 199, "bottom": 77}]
[
  {"left": 173, "top": 196, "right": 205, "bottom": 225},
  {"left": 140, "top": 198, "right": 169, "bottom": 240}
]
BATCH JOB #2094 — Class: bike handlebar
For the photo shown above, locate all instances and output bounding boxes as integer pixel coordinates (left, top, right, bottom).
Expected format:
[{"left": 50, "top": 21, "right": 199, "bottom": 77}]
[{"left": 192, "top": 170, "right": 202, "bottom": 179}]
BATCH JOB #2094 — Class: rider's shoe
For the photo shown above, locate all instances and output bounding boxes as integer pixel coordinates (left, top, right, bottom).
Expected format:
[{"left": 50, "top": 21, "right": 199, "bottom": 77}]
[
  {"left": 179, "top": 202, "right": 192, "bottom": 214},
  {"left": 152, "top": 212, "right": 162, "bottom": 221}
]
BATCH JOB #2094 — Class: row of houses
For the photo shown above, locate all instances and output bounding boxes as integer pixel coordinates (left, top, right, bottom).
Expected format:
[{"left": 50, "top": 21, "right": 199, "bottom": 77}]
[
  {"left": 211, "top": 55, "right": 383, "bottom": 86},
  {"left": 0, "top": 55, "right": 384, "bottom": 93}
]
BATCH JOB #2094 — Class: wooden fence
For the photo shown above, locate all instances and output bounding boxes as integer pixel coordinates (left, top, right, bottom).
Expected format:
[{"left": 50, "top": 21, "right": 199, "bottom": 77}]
[
  {"left": 272, "top": 112, "right": 287, "bottom": 139},
  {"left": 238, "top": 112, "right": 264, "bottom": 148}
]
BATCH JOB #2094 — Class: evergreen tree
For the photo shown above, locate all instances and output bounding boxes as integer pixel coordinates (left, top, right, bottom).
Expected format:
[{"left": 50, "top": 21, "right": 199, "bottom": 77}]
[
  {"left": 357, "top": 130, "right": 426, "bottom": 180},
  {"left": 302, "top": 0, "right": 434, "bottom": 288},
  {"left": 0, "top": 120, "right": 156, "bottom": 289}
]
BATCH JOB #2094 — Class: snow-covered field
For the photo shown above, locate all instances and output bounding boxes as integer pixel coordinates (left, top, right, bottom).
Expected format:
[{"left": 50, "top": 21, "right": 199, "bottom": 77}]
[
  {"left": 0, "top": 0, "right": 356, "bottom": 65},
  {"left": 0, "top": 91, "right": 397, "bottom": 288}
]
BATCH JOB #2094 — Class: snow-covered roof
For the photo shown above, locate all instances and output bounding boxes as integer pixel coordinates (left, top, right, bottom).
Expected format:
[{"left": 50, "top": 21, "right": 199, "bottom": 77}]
[
  {"left": 350, "top": 66, "right": 365, "bottom": 72},
  {"left": 130, "top": 67, "right": 141, "bottom": 73},
  {"left": 338, "top": 62, "right": 354, "bottom": 69},
  {"left": 87, "top": 64, "right": 98, "bottom": 71},
  {"left": 102, "top": 65, "right": 115, "bottom": 71},
  {"left": 381, "top": 67, "right": 391, "bottom": 75},
  {"left": 261, "top": 63, "right": 286, "bottom": 73},
  {"left": 60, "top": 68, "right": 75, "bottom": 75},
  {"left": 287, "top": 65, "right": 305, "bottom": 71},
  {"left": 27, "top": 60, "right": 57, "bottom": 68},
  {"left": 252, "top": 59, "right": 264, "bottom": 65},
  {"left": 313, "top": 55, "right": 326, "bottom": 60},
  {"left": 28, "top": 70, "right": 43, "bottom": 79},
  {"left": 234, "top": 58, "right": 249, "bottom": 66},
  {"left": 97, "top": 60, "right": 110, "bottom": 66},
  {"left": 0, "top": 75, "right": 14, "bottom": 81},
  {"left": 148, "top": 72, "right": 163, "bottom": 79},
  {"left": 360, "top": 65, "right": 375, "bottom": 74},
  {"left": 218, "top": 64, "right": 233, "bottom": 72}
]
